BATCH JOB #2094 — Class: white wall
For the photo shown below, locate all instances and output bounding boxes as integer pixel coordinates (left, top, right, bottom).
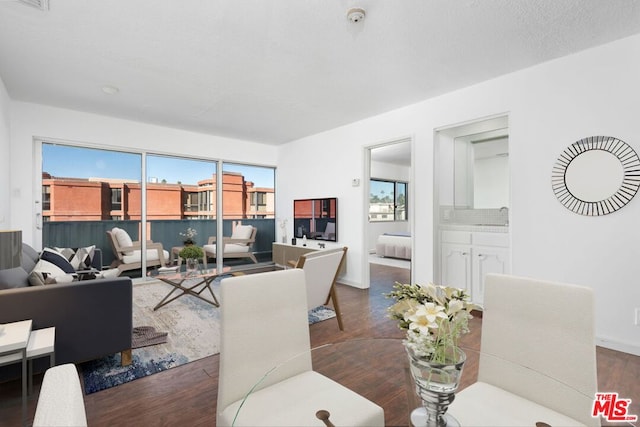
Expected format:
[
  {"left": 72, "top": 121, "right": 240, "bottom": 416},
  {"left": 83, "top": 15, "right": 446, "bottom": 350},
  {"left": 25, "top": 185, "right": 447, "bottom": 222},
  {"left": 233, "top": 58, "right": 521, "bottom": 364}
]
[
  {"left": 0, "top": 75, "right": 10, "bottom": 228},
  {"left": 278, "top": 33, "right": 640, "bottom": 354},
  {"left": 9, "top": 102, "right": 278, "bottom": 245}
]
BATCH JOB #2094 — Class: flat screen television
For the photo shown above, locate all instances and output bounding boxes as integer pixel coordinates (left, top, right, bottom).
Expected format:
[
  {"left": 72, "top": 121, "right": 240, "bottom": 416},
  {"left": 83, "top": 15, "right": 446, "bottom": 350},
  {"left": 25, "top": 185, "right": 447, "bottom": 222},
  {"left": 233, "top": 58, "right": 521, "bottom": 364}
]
[{"left": 293, "top": 198, "right": 337, "bottom": 242}]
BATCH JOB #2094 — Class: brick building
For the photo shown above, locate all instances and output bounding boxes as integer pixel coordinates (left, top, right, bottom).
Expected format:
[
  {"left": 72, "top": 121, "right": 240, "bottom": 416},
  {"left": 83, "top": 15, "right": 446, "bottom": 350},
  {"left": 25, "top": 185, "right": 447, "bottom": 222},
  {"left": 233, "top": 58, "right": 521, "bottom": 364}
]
[{"left": 42, "top": 171, "right": 274, "bottom": 221}]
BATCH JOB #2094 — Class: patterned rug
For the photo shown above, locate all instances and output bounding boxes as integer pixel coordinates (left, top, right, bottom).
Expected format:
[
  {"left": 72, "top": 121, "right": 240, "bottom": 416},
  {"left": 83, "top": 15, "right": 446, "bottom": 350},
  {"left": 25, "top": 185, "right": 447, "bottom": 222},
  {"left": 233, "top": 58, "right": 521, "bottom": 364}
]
[
  {"left": 80, "top": 277, "right": 336, "bottom": 394},
  {"left": 131, "top": 326, "right": 168, "bottom": 348}
]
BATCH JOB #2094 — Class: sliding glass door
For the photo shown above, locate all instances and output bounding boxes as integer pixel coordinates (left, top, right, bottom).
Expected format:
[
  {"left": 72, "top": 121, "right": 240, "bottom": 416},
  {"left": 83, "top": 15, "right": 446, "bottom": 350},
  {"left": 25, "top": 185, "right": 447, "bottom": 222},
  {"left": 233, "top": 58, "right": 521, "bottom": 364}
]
[
  {"left": 221, "top": 162, "right": 276, "bottom": 265},
  {"left": 39, "top": 141, "right": 276, "bottom": 276},
  {"left": 41, "top": 142, "right": 143, "bottom": 270},
  {"left": 145, "top": 155, "right": 217, "bottom": 267}
]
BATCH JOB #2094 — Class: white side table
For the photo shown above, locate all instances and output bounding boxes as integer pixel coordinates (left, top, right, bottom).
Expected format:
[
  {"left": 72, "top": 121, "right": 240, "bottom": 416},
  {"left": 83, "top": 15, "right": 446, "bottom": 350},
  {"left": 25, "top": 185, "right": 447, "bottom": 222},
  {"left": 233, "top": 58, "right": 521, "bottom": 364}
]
[
  {"left": 26, "top": 327, "right": 56, "bottom": 393},
  {"left": 0, "top": 319, "right": 32, "bottom": 425},
  {"left": 0, "top": 326, "right": 56, "bottom": 391}
]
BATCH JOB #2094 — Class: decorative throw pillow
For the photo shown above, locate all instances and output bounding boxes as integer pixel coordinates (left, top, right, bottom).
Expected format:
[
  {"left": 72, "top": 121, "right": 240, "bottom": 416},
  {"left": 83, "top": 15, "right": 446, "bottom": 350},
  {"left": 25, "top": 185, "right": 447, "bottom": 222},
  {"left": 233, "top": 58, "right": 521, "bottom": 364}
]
[
  {"left": 40, "top": 248, "right": 76, "bottom": 273},
  {"left": 21, "top": 243, "right": 39, "bottom": 273},
  {"left": 231, "top": 225, "right": 253, "bottom": 244},
  {"left": 0, "top": 267, "right": 29, "bottom": 290},
  {"left": 29, "top": 257, "right": 71, "bottom": 286},
  {"left": 112, "top": 227, "right": 134, "bottom": 255},
  {"left": 54, "top": 245, "right": 96, "bottom": 270}
]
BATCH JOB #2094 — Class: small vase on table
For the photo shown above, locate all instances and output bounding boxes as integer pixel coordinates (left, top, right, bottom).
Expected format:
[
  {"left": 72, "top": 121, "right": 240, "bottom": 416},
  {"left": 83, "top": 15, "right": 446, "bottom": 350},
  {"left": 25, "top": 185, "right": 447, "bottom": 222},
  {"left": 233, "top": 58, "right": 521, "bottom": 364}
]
[
  {"left": 186, "top": 258, "right": 199, "bottom": 276},
  {"left": 406, "top": 346, "right": 466, "bottom": 427}
]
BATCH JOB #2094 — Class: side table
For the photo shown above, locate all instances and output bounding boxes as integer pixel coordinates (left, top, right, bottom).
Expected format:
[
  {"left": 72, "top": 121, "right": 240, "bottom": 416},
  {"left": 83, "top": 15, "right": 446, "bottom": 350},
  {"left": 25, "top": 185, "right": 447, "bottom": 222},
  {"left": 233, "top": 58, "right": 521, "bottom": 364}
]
[
  {"left": 25, "top": 327, "right": 56, "bottom": 393},
  {"left": 0, "top": 326, "right": 56, "bottom": 386},
  {"left": 0, "top": 319, "right": 32, "bottom": 425}
]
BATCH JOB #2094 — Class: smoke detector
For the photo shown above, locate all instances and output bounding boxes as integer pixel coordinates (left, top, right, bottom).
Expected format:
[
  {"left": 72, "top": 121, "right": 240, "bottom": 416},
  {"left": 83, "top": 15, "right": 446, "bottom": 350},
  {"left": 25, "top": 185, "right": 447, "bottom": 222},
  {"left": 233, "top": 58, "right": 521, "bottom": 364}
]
[
  {"left": 346, "top": 7, "right": 365, "bottom": 23},
  {"left": 18, "top": 0, "right": 49, "bottom": 11}
]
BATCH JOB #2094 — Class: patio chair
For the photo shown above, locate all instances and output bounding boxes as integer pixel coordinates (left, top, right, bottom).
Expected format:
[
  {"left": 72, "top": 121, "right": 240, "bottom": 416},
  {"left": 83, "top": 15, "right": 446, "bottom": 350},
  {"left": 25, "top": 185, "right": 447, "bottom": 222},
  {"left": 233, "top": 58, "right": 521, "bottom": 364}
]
[
  {"left": 203, "top": 225, "right": 258, "bottom": 264},
  {"left": 294, "top": 246, "right": 347, "bottom": 330},
  {"left": 106, "top": 227, "right": 169, "bottom": 273},
  {"left": 217, "top": 269, "right": 384, "bottom": 426},
  {"left": 311, "top": 221, "right": 336, "bottom": 240}
]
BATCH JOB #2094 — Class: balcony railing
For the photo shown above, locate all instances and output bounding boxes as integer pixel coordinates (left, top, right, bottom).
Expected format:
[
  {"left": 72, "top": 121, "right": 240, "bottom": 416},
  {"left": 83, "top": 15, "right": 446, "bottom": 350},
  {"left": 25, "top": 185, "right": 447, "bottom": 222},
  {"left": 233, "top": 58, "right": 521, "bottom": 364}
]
[{"left": 43, "top": 219, "right": 275, "bottom": 268}]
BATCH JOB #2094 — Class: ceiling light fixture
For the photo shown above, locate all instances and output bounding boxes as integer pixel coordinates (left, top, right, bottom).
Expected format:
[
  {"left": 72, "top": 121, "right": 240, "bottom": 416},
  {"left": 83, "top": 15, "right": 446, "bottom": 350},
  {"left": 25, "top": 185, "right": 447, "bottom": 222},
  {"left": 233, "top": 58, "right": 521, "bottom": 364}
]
[
  {"left": 102, "top": 85, "right": 119, "bottom": 95},
  {"left": 346, "top": 7, "right": 365, "bottom": 23}
]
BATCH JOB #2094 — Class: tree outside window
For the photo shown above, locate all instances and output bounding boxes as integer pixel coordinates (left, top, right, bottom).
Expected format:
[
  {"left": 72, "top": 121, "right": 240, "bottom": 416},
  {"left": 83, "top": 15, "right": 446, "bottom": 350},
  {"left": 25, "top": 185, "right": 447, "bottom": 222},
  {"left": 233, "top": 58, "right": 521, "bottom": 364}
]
[{"left": 369, "top": 179, "right": 408, "bottom": 222}]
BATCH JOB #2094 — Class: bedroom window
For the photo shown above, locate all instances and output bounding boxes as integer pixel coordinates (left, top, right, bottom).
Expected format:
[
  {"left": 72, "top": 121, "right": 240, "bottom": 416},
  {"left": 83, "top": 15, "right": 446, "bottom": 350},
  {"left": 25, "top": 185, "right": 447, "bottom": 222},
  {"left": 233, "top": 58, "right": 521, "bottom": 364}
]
[{"left": 369, "top": 179, "right": 407, "bottom": 222}]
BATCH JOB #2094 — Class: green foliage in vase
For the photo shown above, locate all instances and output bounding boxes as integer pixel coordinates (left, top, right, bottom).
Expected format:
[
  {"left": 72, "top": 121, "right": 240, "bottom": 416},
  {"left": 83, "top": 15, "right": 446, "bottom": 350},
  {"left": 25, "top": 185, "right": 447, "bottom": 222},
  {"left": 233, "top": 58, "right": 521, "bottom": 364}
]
[{"left": 178, "top": 245, "right": 204, "bottom": 259}]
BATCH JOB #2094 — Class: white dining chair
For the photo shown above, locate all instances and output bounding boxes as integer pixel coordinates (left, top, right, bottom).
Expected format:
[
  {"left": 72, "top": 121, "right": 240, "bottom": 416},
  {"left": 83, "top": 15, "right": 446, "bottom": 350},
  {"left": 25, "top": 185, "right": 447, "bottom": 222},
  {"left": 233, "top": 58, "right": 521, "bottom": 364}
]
[
  {"left": 216, "top": 269, "right": 384, "bottom": 426},
  {"left": 448, "top": 273, "right": 599, "bottom": 427}
]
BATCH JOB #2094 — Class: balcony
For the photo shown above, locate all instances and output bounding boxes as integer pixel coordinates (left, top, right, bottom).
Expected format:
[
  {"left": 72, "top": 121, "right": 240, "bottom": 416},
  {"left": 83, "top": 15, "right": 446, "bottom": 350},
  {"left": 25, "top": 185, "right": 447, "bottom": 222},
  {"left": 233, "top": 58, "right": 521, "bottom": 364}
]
[{"left": 43, "top": 219, "right": 276, "bottom": 275}]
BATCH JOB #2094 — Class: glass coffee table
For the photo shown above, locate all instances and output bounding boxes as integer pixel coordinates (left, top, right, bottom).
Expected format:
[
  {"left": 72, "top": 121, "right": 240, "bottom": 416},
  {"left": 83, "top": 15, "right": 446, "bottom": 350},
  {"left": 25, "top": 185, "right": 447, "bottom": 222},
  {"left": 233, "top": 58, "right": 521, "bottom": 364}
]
[{"left": 147, "top": 266, "right": 232, "bottom": 311}]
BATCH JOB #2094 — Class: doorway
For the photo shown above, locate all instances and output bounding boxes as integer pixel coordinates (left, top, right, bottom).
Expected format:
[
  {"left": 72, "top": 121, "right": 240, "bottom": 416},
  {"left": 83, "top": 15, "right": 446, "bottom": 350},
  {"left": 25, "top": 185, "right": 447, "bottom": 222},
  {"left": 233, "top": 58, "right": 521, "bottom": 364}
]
[
  {"left": 433, "top": 115, "right": 510, "bottom": 303},
  {"left": 364, "top": 138, "right": 413, "bottom": 290}
]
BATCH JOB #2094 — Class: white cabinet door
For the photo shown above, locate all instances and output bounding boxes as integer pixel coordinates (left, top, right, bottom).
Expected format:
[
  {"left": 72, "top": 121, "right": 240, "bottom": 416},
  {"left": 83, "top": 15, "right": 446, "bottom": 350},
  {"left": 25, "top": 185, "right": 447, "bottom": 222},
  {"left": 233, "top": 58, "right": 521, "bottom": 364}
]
[
  {"left": 440, "top": 243, "right": 472, "bottom": 295},
  {"left": 471, "top": 246, "right": 510, "bottom": 307}
]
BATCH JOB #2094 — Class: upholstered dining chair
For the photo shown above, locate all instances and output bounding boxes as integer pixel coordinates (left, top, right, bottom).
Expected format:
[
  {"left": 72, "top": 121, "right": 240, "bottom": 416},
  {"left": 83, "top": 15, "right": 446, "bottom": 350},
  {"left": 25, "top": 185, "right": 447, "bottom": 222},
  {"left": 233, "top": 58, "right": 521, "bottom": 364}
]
[
  {"left": 295, "top": 246, "right": 347, "bottom": 331},
  {"left": 217, "top": 269, "right": 384, "bottom": 426},
  {"left": 203, "top": 224, "right": 258, "bottom": 264},
  {"left": 448, "top": 273, "right": 599, "bottom": 427},
  {"left": 106, "top": 227, "right": 169, "bottom": 273}
]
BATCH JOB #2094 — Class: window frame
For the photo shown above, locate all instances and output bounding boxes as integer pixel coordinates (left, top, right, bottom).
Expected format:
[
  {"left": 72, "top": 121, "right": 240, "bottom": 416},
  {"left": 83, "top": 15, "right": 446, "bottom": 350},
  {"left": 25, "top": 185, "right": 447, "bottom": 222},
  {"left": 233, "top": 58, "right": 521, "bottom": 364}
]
[{"left": 369, "top": 178, "right": 408, "bottom": 222}]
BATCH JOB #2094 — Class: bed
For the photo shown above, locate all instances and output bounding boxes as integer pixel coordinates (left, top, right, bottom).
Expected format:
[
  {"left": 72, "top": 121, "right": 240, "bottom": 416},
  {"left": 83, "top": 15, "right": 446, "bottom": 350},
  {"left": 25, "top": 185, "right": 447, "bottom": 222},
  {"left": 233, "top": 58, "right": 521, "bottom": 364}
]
[{"left": 375, "top": 232, "right": 411, "bottom": 260}]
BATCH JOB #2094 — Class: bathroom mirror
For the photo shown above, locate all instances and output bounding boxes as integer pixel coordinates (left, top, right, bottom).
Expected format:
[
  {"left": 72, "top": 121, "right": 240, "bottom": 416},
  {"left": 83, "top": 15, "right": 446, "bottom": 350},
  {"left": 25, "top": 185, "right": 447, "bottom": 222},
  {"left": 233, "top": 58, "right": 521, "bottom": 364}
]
[
  {"left": 454, "top": 128, "right": 509, "bottom": 209},
  {"left": 552, "top": 136, "right": 640, "bottom": 215}
]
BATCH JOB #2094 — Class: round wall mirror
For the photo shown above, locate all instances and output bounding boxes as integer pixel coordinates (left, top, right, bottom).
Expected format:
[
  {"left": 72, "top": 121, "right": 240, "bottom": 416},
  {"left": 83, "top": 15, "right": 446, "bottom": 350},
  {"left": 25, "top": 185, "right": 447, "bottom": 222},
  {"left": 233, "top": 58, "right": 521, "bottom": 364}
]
[{"left": 552, "top": 136, "right": 640, "bottom": 216}]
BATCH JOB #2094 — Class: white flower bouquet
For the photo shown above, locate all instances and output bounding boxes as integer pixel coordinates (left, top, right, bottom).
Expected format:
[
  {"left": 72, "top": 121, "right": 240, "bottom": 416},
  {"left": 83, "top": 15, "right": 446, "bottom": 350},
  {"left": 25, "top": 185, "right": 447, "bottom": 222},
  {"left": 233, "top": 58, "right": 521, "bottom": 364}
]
[
  {"left": 386, "top": 282, "right": 474, "bottom": 363},
  {"left": 179, "top": 227, "right": 198, "bottom": 244}
]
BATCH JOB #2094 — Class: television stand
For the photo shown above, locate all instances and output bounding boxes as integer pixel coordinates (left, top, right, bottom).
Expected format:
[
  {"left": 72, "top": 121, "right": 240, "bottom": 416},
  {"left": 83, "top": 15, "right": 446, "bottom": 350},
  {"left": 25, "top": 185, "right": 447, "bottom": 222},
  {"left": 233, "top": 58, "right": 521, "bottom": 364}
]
[{"left": 272, "top": 242, "right": 346, "bottom": 275}]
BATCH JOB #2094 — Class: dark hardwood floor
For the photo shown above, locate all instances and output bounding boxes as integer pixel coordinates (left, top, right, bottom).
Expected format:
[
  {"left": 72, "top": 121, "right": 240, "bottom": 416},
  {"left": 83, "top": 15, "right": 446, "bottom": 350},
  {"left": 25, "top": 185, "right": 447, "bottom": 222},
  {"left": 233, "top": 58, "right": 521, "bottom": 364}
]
[{"left": 1, "top": 263, "right": 638, "bottom": 426}]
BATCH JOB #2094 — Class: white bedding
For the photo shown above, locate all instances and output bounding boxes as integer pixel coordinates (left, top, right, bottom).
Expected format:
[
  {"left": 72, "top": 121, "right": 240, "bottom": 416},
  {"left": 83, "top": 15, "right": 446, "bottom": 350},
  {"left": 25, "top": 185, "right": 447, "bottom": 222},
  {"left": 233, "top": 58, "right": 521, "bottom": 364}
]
[{"left": 375, "top": 233, "right": 411, "bottom": 260}]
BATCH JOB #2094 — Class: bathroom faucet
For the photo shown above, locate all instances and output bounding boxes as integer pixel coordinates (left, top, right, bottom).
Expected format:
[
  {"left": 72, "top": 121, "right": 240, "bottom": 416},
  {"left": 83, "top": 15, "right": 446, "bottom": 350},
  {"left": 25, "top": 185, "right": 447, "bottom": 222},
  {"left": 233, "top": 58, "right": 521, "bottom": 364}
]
[{"left": 499, "top": 206, "right": 509, "bottom": 226}]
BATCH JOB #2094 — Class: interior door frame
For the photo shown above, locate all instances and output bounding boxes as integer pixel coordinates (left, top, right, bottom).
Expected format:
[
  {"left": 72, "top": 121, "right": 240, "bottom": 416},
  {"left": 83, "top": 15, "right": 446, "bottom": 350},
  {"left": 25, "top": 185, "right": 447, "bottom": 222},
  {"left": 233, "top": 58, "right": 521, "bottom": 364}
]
[{"left": 362, "top": 136, "right": 415, "bottom": 289}]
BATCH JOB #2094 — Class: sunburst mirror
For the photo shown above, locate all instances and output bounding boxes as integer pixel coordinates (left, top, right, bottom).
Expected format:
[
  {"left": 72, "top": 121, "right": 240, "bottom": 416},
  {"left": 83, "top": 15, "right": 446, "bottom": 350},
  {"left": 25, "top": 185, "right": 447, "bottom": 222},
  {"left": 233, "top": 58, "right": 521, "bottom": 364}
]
[{"left": 552, "top": 136, "right": 640, "bottom": 216}]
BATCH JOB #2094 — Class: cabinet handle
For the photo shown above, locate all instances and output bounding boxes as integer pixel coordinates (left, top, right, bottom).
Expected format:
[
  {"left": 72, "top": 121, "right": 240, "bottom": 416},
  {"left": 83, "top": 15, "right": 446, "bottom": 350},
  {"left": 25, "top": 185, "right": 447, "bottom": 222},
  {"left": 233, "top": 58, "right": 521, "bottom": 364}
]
[{"left": 462, "top": 252, "right": 468, "bottom": 256}]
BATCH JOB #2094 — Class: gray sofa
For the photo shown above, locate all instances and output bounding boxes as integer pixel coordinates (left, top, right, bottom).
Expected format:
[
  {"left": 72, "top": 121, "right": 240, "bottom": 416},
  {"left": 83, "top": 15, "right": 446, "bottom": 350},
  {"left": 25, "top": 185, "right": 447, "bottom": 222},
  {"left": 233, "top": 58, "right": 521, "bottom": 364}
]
[{"left": 0, "top": 244, "right": 132, "bottom": 379}]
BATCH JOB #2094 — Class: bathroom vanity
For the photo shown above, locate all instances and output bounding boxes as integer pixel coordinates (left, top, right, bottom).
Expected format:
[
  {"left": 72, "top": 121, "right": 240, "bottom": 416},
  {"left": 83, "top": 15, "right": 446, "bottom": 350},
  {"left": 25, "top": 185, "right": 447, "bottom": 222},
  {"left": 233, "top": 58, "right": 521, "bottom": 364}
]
[
  {"left": 435, "top": 115, "right": 511, "bottom": 308},
  {"left": 440, "top": 226, "right": 510, "bottom": 307}
]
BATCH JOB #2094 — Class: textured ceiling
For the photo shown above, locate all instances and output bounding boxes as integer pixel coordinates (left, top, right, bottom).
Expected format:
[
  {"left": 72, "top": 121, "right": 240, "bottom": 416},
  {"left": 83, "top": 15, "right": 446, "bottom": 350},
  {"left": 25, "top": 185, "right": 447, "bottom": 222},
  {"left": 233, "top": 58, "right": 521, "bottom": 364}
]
[{"left": 0, "top": 0, "right": 639, "bottom": 145}]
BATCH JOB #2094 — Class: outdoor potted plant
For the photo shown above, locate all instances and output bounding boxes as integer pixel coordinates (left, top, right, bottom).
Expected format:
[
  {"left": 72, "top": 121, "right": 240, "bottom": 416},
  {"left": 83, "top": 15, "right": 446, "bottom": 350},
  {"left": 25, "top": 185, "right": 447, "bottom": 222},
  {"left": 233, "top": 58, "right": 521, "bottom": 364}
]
[
  {"left": 178, "top": 245, "right": 204, "bottom": 274},
  {"left": 179, "top": 227, "right": 198, "bottom": 245}
]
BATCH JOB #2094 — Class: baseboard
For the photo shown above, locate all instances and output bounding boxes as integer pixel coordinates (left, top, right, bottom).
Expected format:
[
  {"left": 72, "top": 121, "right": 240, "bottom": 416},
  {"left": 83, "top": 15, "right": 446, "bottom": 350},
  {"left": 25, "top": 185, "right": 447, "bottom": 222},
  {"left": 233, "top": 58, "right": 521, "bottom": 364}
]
[
  {"left": 338, "top": 277, "right": 366, "bottom": 289},
  {"left": 596, "top": 336, "right": 640, "bottom": 356}
]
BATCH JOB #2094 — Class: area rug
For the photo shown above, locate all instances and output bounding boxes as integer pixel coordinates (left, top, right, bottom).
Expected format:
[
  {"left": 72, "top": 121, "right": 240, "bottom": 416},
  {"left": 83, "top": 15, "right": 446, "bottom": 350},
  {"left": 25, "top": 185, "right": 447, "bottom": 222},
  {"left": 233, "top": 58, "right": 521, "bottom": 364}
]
[
  {"left": 132, "top": 326, "right": 168, "bottom": 348},
  {"left": 80, "top": 278, "right": 336, "bottom": 394},
  {"left": 308, "top": 305, "right": 337, "bottom": 324}
]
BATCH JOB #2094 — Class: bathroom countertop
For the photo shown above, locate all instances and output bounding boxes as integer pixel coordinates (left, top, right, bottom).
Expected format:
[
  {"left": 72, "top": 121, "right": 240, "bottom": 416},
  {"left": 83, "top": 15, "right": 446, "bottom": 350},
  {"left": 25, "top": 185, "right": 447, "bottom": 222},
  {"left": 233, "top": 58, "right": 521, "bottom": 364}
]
[{"left": 439, "top": 224, "right": 509, "bottom": 233}]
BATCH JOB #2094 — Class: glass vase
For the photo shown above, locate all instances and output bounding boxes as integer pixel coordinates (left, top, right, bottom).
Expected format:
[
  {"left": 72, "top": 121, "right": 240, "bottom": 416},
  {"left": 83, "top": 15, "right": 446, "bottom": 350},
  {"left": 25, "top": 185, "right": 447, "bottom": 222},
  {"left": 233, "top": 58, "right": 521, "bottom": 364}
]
[
  {"left": 186, "top": 258, "right": 199, "bottom": 276},
  {"left": 406, "top": 346, "right": 466, "bottom": 427}
]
